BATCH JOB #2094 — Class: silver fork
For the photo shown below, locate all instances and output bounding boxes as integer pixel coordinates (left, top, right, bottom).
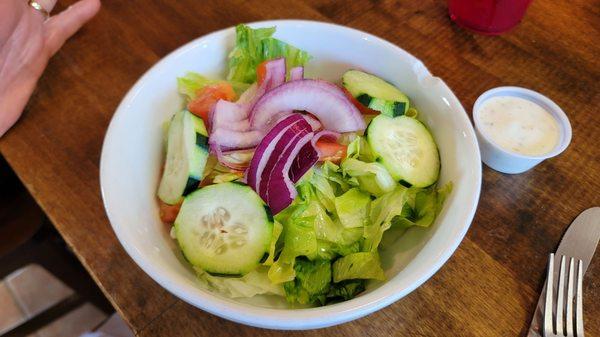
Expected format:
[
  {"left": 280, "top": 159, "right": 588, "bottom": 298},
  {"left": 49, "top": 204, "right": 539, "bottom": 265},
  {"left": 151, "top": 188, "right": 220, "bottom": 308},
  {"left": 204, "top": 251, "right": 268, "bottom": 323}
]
[{"left": 544, "top": 253, "right": 585, "bottom": 337}]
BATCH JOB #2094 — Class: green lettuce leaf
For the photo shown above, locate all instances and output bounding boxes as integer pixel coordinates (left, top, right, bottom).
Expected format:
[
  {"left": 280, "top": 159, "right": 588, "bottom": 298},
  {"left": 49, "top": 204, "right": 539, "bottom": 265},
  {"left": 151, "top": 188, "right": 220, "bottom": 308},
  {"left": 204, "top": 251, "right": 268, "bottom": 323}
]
[
  {"left": 227, "top": 24, "right": 311, "bottom": 83},
  {"left": 436, "top": 182, "right": 453, "bottom": 214},
  {"left": 263, "top": 221, "right": 283, "bottom": 266},
  {"left": 334, "top": 188, "right": 371, "bottom": 229},
  {"left": 362, "top": 185, "right": 409, "bottom": 252},
  {"left": 273, "top": 200, "right": 300, "bottom": 225},
  {"left": 305, "top": 170, "right": 337, "bottom": 213},
  {"left": 346, "top": 136, "right": 376, "bottom": 162},
  {"left": 327, "top": 280, "right": 366, "bottom": 302},
  {"left": 260, "top": 37, "right": 311, "bottom": 75},
  {"left": 316, "top": 240, "right": 360, "bottom": 260},
  {"left": 272, "top": 171, "right": 365, "bottom": 271},
  {"left": 268, "top": 153, "right": 450, "bottom": 304},
  {"left": 298, "top": 196, "right": 362, "bottom": 250},
  {"left": 332, "top": 252, "right": 385, "bottom": 282},
  {"left": 227, "top": 24, "right": 275, "bottom": 83},
  {"left": 304, "top": 201, "right": 338, "bottom": 241},
  {"left": 177, "top": 71, "right": 249, "bottom": 101},
  {"left": 299, "top": 162, "right": 351, "bottom": 204},
  {"left": 283, "top": 258, "right": 331, "bottom": 305},
  {"left": 177, "top": 72, "right": 217, "bottom": 101},
  {"left": 341, "top": 158, "right": 397, "bottom": 197},
  {"left": 319, "top": 161, "right": 351, "bottom": 194},
  {"left": 195, "top": 266, "right": 284, "bottom": 298},
  {"left": 268, "top": 215, "right": 317, "bottom": 284},
  {"left": 392, "top": 182, "right": 453, "bottom": 229}
]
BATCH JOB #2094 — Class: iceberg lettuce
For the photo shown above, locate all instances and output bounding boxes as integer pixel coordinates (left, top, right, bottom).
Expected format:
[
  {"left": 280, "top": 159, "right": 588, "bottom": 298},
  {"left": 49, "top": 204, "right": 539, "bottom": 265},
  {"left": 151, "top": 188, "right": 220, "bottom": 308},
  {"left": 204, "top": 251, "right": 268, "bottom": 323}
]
[
  {"left": 346, "top": 135, "right": 376, "bottom": 162},
  {"left": 227, "top": 24, "right": 311, "bottom": 83},
  {"left": 195, "top": 266, "right": 284, "bottom": 298},
  {"left": 283, "top": 258, "right": 331, "bottom": 305},
  {"left": 268, "top": 215, "right": 317, "bottom": 284},
  {"left": 326, "top": 280, "right": 365, "bottom": 302},
  {"left": 332, "top": 252, "right": 385, "bottom": 282},
  {"left": 334, "top": 188, "right": 370, "bottom": 229},
  {"left": 263, "top": 221, "right": 283, "bottom": 266},
  {"left": 362, "top": 185, "right": 409, "bottom": 252},
  {"left": 392, "top": 183, "right": 453, "bottom": 229},
  {"left": 341, "top": 158, "right": 397, "bottom": 196},
  {"left": 177, "top": 71, "right": 249, "bottom": 101}
]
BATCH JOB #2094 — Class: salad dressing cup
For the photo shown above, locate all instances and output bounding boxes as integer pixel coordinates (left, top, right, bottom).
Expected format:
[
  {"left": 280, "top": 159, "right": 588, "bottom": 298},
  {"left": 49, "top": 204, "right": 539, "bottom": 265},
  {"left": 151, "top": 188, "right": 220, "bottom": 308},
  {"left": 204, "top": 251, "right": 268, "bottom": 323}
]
[{"left": 473, "top": 86, "right": 572, "bottom": 174}]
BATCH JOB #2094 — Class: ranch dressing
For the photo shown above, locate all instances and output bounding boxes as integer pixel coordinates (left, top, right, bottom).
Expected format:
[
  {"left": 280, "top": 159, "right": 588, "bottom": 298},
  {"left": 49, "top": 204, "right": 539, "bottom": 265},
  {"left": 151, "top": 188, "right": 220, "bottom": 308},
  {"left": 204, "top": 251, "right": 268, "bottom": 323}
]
[{"left": 477, "top": 96, "right": 560, "bottom": 156}]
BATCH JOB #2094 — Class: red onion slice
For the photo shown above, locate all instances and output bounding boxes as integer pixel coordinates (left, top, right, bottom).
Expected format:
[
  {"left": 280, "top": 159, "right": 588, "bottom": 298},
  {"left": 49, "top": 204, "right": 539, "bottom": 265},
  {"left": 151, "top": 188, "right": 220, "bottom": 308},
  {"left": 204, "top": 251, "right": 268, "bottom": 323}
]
[
  {"left": 288, "top": 130, "right": 339, "bottom": 183},
  {"left": 236, "top": 83, "right": 258, "bottom": 105},
  {"left": 264, "top": 58, "right": 286, "bottom": 89},
  {"left": 289, "top": 142, "right": 318, "bottom": 183},
  {"left": 290, "top": 66, "right": 304, "bottom": 81},
  {"left": 246, "top": 114, "right": 307, "bottom": 191},
  {"left": 250, "top": 79, "right": 365, "bottom": 133},
  {"left": 246, "top": 58, "right": 286, "bottom": 111},
  {"left": 302, "top": 114, "right": 322, "bottom": 131},
  {"left": 215, "top": 101, "right": 247, "bottom": 122},
  {"left": 209, "top": 128, "right": 263, "bottom": 149},
  {"left": 209, "top": 59, "right": 287, "bottom": 151},
  {"left": 246, "top": 114, "right": 321, "bottom": 214},
  {"left": 257, "top": 120, "right": 312, "bottom": 199},
  {"left": 263, "top": 132, "right": 314, "bottom": 214},
  {"left": 211, "top": 100, "right": 250, "bottom": 132}
]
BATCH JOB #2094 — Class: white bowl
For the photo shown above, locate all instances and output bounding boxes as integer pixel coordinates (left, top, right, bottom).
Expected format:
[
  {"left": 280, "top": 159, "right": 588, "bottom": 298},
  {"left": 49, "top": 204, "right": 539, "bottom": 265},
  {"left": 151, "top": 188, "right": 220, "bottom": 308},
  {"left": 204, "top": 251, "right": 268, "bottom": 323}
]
[
  {"left": 473, "top": 86, "right": 572, "bottom": 174},
  {"left": 100, "top": 20, "right": 481, "bottom": 330}
]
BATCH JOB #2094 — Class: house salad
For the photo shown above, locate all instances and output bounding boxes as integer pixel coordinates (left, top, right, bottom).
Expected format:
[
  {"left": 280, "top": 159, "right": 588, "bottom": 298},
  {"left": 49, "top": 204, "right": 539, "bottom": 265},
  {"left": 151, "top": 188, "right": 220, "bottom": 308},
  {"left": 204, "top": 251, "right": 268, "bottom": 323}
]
[{"left": 157, "top": 24, "right": 451, "bottom": 306}]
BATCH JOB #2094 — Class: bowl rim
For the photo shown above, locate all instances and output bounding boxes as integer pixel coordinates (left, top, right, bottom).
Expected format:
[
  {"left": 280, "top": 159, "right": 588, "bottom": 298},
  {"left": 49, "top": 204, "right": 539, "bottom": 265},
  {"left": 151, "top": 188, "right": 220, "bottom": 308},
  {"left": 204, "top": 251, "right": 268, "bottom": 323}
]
[{"left": 100, "top": 19, "right": 482, "bottom": 330}]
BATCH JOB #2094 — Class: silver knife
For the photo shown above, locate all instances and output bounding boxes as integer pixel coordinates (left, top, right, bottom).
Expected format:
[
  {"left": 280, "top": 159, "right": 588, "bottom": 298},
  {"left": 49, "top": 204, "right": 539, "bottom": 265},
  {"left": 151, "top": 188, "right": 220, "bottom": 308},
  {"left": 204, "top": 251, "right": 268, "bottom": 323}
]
[{"left": 528, "top": 207, "right": 600, "bottom": 336}]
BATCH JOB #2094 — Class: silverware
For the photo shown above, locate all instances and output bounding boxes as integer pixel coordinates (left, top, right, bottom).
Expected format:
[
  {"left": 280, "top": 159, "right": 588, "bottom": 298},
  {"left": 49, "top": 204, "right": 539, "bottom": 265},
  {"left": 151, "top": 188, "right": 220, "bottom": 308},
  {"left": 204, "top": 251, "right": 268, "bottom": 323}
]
[
  {"left": 528, "top": 207, "right": 600, "bottom": 337},
  {"left": 543, "top": 253, "right": 584, "bottom": 337}
]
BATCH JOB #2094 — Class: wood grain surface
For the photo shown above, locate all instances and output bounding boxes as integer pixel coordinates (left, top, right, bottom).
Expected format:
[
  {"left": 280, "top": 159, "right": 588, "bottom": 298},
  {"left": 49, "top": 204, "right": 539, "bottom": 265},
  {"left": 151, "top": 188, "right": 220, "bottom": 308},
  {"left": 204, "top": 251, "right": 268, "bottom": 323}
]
[{"left": 1, "top": 0, "right": 599, "bottom": 336}]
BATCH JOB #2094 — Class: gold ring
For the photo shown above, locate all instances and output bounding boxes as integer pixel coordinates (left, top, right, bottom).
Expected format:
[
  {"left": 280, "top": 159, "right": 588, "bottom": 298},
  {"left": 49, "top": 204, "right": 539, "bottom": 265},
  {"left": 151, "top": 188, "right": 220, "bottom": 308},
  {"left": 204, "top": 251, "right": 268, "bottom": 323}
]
[{"left": 28, "top": 0, "right": 50, "bottom": 19}]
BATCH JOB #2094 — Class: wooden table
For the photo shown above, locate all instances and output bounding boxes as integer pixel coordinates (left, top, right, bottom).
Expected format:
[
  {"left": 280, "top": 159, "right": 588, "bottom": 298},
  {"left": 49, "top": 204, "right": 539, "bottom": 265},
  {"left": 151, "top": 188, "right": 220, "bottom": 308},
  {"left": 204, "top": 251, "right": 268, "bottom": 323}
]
[{"left": 1, "top": 0, "right": 599, "bottom": 336}]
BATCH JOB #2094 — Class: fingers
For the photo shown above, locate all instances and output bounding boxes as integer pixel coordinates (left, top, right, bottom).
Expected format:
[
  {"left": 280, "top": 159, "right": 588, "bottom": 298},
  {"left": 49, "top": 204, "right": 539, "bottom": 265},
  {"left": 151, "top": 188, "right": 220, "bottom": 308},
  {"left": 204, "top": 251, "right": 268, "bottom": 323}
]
[
  {"left": 36, "top": 0, "right": 58, "bottom": 13},
  {"left": 27, "top": 0, "right": 57, "bottom": 21},
  {"left": 44, "top": 0, "right": 101, "bottom": 56}
]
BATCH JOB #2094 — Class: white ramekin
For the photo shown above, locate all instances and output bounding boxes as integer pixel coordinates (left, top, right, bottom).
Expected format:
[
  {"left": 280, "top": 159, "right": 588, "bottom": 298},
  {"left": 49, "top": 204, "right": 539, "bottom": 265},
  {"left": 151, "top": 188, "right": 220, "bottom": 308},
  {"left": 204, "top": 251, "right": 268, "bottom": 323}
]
[{"left": 473, "top": 86, "right": 572, "bottom": 174}]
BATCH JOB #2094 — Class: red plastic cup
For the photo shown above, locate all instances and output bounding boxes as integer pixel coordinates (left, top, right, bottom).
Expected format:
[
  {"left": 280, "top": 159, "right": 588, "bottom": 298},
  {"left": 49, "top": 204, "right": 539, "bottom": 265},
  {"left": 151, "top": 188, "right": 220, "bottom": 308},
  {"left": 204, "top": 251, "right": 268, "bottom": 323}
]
[{"left": 448, "top": 0, "right": 533, "bottom": 35}]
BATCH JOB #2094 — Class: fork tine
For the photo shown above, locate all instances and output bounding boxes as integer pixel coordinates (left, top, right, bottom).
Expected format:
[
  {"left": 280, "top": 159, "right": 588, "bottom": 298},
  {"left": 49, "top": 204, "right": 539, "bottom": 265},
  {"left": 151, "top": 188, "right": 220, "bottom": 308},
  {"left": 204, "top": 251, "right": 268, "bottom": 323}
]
[
  {"left": 556, "top": 255, "right": 566, "bottom": 335},
  {"left": 575, "top": 259, "right": 584, "bottom": 337},
  {"left": 544, "top": 253, "right": 555, "bottom": 336},
  {"left": 566, "top": 257, "right": 575, "bottom": 336}
]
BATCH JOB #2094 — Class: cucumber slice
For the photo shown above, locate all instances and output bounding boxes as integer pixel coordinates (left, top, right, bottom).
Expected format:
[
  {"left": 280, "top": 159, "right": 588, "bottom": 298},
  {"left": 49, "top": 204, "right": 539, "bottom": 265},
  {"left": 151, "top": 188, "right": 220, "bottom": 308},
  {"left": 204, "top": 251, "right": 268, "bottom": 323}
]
[
  {"left": 157, "top": 110, "right": 209, "bottom": 205},
  {"left": 175, "top": 182, "right": 273, "bottom": 275},
  {"left": 357, "top": 94, "right": 406, "bottom": 117},
  {"left": 367, "top": 115, "right": 440, "bottom": 187},
  {"left": 342, "top": 70, "right": 409, "bottom": 117}
]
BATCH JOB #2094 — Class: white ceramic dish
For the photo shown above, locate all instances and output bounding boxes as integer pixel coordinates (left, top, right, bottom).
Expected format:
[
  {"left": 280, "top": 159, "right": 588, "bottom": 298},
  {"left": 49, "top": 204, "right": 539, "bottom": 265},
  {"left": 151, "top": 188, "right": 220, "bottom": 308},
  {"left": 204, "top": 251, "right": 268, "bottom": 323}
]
[
  {"left": 473, "top": 86, "right": 572, "bottom": 174},
  {"left": 100, "top": 20, "right": 481, "bottom": 330}
]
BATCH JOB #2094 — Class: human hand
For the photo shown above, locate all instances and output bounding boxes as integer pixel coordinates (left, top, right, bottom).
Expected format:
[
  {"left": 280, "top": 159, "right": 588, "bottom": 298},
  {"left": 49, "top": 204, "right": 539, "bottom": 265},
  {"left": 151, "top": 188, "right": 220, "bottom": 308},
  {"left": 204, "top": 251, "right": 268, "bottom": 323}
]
[{"left": 0, "top": 0, "right": 100, "bottom": 137}]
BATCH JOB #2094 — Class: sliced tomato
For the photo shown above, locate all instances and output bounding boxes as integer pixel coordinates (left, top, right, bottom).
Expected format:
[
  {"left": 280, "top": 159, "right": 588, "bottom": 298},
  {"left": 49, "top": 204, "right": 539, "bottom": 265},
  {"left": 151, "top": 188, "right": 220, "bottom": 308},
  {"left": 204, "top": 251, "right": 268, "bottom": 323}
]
[
  {"left": 159, "top": 201, "right": 182, "bottom": 223},
  {"left": 256, "top": 60, "right": 269, "bottom": 85},
  {"left": 315, "top": 139, "right": 347, "bottom": 164},
  {"left": 340, "top": 86, "right": 379, "bottom": 115},
  {"left": 187, "top": 82, "right": 236, "bottom": 122}
]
